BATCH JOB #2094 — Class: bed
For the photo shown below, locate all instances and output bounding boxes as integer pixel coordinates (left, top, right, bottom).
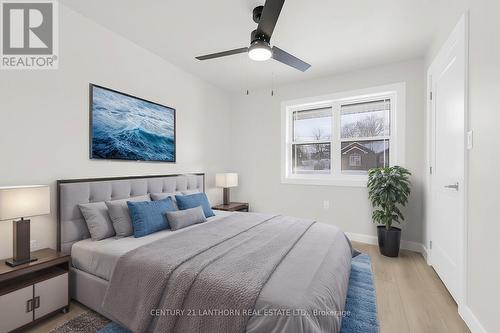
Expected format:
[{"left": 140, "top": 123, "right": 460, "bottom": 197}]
[{"left": 58, "top": 174, "right": 352, "bottom": 333}]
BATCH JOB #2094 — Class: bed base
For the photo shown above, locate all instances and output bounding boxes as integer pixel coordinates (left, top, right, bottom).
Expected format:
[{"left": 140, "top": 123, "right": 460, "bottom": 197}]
[{"left": 70, "top": 267, "right": 109, "bottom": 315}]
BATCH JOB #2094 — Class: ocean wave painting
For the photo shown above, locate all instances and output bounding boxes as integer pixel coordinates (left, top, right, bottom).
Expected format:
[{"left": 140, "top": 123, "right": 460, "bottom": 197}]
[{"left": 90, "top": 85, "right": 176, "bottom": 162}]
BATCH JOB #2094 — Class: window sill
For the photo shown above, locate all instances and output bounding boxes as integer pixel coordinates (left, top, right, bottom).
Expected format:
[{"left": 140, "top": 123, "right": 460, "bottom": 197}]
[{"left": 281, "top": 176, "right": 368, "bottom": 187}]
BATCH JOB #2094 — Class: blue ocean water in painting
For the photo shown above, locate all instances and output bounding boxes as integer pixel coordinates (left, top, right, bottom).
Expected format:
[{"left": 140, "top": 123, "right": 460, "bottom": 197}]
[{"left": 91, "top": 86, "right": 175, "bottom": 161}]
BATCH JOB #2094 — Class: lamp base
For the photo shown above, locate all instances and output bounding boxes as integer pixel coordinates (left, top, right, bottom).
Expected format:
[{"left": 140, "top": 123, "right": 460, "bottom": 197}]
[
  {"left": 5, "top": 257, "right": 38, "bottom": 267},
  {"left": 223, "top": 188, "right": 231, "bottom": 205},
  {"left": 10, "top": 218, "right": 33, "bottom": 267}
]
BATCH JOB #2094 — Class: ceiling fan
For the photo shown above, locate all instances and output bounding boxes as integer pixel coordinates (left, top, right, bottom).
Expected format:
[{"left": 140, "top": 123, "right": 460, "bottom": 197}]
[{"left": 195, "top": 0, "right": 311, "bottom": 72}]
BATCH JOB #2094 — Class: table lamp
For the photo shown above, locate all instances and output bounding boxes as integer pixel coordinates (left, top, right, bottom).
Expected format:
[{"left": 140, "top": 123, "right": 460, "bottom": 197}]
[
  {"left": 0, "top": 185, "right": 50, "bottom": 267},
  {"left": 215, "top": 173, "right": 238, "bottom": 205}
]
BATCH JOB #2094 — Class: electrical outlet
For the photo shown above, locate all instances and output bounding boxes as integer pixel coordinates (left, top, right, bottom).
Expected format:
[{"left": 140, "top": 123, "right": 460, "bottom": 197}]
[
  {"left": 30, "top": 240, "right": 37, "bottom": 250},
  {"left": 323, "top": 200, "right": 330, "bottom": 210}
]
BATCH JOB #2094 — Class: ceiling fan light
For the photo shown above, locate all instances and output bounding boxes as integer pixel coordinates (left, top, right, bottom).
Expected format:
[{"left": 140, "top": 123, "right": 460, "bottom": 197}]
[{"left": 248, "top": 41, "right": 272, "bottom": 61}]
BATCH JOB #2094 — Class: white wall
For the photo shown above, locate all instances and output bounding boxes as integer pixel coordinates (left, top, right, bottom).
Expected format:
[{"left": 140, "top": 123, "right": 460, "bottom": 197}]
[
  {"left": 0, "top": 5, "right": 232, "bottom": 259},
  {"left": 425, "top": 1, "right": 500, "bottom": 332},
  {"left": 229, "top": 59, "right": 426, "bottom": 244}
]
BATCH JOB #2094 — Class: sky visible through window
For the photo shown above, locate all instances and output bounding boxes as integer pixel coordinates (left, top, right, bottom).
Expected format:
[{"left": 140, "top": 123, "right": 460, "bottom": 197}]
[{"left": 294, "top": 117, "right": 331, "bottom": 141}]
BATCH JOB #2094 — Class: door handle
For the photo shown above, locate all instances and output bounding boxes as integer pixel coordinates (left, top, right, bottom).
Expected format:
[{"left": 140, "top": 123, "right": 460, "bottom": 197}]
[
  {"left": 26, "top": 299, "right": 33, "bottom": 313},
  {"left": 34, "top": 296, "right": 40, "bottom": 309},
  {"left": 444, "top": 182, "right": 459, "bottom": 191}
]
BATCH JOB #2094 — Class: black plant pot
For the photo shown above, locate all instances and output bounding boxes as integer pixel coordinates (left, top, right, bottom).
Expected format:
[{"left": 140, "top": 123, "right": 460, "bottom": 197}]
[{"left": 377, "top": 226, "right": 401, "bottom": 257}]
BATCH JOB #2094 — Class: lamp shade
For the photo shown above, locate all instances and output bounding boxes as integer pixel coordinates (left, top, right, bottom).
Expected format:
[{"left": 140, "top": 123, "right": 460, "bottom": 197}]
[
  {"left": 215, "top": 173, "right": 238, "bottom": 188},
  {"left": 0, "top": 185, "right": 50, "bottom": 221}
]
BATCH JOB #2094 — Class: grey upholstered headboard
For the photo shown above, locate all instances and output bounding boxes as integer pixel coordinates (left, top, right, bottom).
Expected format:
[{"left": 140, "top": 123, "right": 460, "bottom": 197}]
[{"left": 57, "top": 174, "right": 205, "bottom": 254}]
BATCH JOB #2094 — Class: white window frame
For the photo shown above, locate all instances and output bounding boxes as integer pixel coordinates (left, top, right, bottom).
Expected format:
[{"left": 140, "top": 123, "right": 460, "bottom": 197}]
[{"left": 281, "top": 83, "right": 406, "bottom": 187}]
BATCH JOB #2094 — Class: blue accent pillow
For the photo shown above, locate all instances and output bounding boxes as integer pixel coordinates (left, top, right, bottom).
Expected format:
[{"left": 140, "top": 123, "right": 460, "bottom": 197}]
[
  {"left": 175, "top": 193, "right": 214, "bottom": 218},
  {"left": 127, "top": 197, "right": 177, "bottom": 237}
]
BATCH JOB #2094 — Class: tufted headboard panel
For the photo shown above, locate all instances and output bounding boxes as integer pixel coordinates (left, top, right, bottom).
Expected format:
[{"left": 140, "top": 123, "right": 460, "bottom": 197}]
[{"left": 57, "top": 174, "right": 204, "bottom": 254}]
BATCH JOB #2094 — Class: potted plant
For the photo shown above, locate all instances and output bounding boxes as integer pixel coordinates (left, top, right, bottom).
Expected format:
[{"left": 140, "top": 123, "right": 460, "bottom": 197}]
[{"left": 367, "top": 166, "right": 411, "bottom": 257}]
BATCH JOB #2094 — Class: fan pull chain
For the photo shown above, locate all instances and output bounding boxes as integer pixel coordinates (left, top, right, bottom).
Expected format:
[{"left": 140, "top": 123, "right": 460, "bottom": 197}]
[
  {"left": 244, "top": 56, "right": 250, "bottom": 96},
  {"left": 271, "top": 72, "right": 275, "bottom": 96}
]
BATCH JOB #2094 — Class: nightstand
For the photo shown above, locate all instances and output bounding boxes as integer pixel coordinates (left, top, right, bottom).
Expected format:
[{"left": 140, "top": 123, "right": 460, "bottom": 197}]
[
  {"left": 0, "top": 248, "right": 70, "bottom": 332},
  {"left": 212, "top": 202, "right": 249, "bottom": 212}
]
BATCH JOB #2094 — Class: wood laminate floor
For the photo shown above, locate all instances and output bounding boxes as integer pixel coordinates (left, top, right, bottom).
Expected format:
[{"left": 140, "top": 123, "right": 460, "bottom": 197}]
[
  {"left": 26, "top": 242, "right": 469, "bottom": 333},
  {"left": 354, "top": 242, "right": 469, "bottom": 333}
]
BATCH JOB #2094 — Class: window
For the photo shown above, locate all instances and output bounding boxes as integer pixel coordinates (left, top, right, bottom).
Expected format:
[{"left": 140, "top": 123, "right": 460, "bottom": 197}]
[
  {"left": 340, "top": 99, "right": 390, "bottom": 173},
  {"left": 349, "top": 154, "right": 361, "bottom": 167},
  {"left": 291, "top": 107, "right": 332, "bottom": 174},
  {"left": 282, "top": 83, "right": 405, "bottom": 186}
]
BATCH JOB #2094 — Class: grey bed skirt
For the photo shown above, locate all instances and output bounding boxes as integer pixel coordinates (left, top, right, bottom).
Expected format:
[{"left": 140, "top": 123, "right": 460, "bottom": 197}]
[{"left": 70, "top": 267, "right": 109, "bottom": 315}]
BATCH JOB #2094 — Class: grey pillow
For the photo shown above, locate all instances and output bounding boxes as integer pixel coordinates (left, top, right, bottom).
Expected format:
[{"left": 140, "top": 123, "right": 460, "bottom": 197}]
[
  {"left": 150, "top": 192, "right": 177, "bottom": 201},
  {"left": 78, "top": 202, "right": 115, "bottom": 240},
  {"left": 165, "top": 206, "right": 207, "bottom": 231},
  {"left": 105, "top": 195, "right": 151, "bottom": 237},
  {"left": 181, "top": 189, "right": 201, "bottom": 195},
  {"left": 151, "top": 192, "right": 180, "bottom": 209}
]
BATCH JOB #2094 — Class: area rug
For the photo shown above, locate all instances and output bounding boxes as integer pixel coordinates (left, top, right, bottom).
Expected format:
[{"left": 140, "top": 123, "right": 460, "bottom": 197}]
[
  {"left": 48, "top": 311, "right": 110, "bottom": 333},
  {"left": 340, "top": 253, "right": 379, "bottom": 333},
  {"left": 51, "top": 253, "right": 378, "bottom": 333}
]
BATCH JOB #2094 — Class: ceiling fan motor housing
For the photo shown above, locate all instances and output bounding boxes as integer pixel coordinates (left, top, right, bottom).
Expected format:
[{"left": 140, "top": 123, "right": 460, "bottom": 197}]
[
  {"left": 251, "top": 29, "right": 269, "bottom": 44},
  {"left": 252, "top": 6, "right": 264, "bottom": 24}
]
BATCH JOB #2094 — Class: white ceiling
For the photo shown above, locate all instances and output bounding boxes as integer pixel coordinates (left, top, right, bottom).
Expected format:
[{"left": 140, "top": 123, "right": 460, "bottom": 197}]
[{"left": 62, "top": 0, "right": 439, "bottom": 92}]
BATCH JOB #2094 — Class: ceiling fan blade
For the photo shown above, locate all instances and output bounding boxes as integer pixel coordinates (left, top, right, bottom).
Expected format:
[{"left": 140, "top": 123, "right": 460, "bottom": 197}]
[
  {"left": 256, "top": 0, "right": 285, "bottom": 40},
  {"left": 272, "top": 46, "right": 311, "bottom": 72},
  {"left": 195, "top": 47, "right": 248, "bottom": 60}
]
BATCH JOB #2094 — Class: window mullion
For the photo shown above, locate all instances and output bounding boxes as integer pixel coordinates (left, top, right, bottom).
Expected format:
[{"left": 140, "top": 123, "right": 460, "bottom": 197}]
[
  {"left": 331, "top": 102, "right": 341, "bottom": 177},
  {"left": 291, "top": 140, "right": 331, "bottom": 145},
  {"left": 340, "top": 136, "right": 391, "bottom": 143}
]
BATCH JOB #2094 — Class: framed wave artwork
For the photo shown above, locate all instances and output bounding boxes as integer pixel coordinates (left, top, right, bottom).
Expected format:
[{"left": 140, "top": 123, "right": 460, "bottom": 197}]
[{"left": 89, "top": 84, "right": 176, "bottom": 162}]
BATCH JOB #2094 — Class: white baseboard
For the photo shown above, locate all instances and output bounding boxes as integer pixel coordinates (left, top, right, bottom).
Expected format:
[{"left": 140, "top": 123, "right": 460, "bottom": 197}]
[
  {"left": 459, "top": 304, "right": 488, "bottom": 333},
  {"left": 346, "top": 232, "right": 428, "bottom": 260},
  {"left": 345, "top": 232, "right": 378, "bottom": 246},
  {"left": 401, "top": 239, "right": 428, "bottom": 261}
]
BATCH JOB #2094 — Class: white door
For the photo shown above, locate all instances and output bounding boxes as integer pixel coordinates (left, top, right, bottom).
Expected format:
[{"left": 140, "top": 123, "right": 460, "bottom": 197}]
[
  {"left": 0, "top": 286, "right": 34, "bottom": 332},
  {"left": 34, "top": 273, "right": 68, "bottom": 320},
  {"left": 428, "top": 16, "right": 466, "bottom": 302}
]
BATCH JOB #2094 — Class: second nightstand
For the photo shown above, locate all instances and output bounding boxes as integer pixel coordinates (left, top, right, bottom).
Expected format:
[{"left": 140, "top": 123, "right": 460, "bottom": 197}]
[{"left": 212, "top": 202, "right": 249, "bottom": 212}]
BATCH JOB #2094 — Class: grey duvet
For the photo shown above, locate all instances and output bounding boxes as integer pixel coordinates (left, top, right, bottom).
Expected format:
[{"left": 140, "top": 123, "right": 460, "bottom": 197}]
[{"left": 102, "top": 213, "right": 352, "bottom": 333}]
